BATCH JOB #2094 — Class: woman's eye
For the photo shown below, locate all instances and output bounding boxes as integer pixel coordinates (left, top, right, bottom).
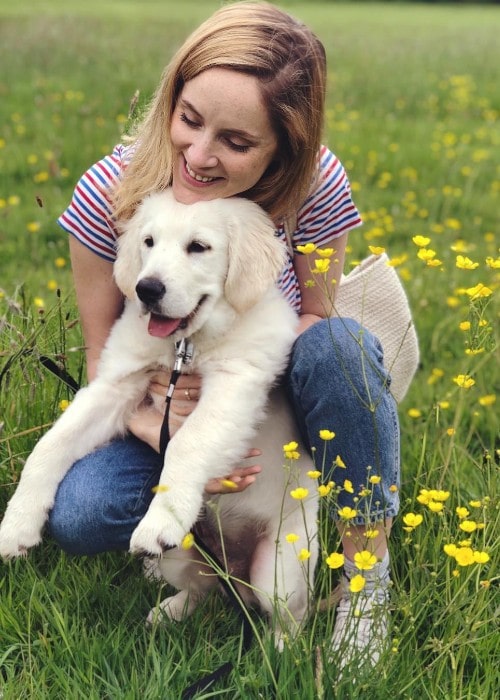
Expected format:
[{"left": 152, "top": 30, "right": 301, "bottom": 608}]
[
  {"left": 180, "top": 112, "right": 199, "bottom": 128},
  {"left": 225, "top": 139, "right": 251, "bottom": 153},
  {"left": 144, "top": 236, "right": 154, "bottom": 248}
]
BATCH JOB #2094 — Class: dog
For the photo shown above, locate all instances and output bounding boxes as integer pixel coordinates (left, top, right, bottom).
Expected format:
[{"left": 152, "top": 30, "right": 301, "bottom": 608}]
[{"left": 0, "top": 191, "right": 318, "bottom": 639}]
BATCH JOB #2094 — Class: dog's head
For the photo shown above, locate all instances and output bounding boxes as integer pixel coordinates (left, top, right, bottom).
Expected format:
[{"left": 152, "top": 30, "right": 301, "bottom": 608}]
[{"left": 114, "top": 191, "right": 287, "bottom": 338}]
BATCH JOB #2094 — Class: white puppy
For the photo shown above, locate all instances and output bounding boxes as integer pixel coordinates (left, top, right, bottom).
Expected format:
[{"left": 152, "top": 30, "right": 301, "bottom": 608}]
[{"left": 0, "top": 191, "right": 318, "bottom": 636}]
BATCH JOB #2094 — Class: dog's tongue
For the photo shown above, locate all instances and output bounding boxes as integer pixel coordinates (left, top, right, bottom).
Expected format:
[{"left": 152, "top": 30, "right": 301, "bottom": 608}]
[{"left": 148, "top": 314, "right": 182, "bottom": 338}]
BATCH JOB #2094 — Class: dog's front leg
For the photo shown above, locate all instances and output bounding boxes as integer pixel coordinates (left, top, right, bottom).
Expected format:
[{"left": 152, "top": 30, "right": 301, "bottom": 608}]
[
  {"left": 130, "top": 365, "right": 271, "bottom": 555},
  {"left": 0, "top": 376, "right": 148, "bottom": 559}
]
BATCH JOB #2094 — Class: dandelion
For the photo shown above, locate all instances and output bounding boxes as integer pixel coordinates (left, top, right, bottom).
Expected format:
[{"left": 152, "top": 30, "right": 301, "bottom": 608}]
[
  {"left": 349, "top": 574, "right": 366, "bottom": 593},
  {"left": 181, "top": 533, "right": 194, "bottom": 550},
  {"left": 453, "top": 374, "right": 475, "bottom": 389},
  {"left": 338, "top": 506, "right": 357, "bottom": 520},
  {"left": 290, "top": 487, "right": 309, "bottom": 500},
  {"left": 59, "top": 399, "right": 70, "bottom": 411},
  {"left": 456, "top": 255, "right": 479, "bottom": 270},
  {"left": 402, "top": 513, "right": 423, "bottom": 531},
  {"left": 286, "top": 533, "right": 300, "bottom": 544},
  {"left": 354, "top": 550, "right": 377, "bottom": 570},
  {"left": 298, "top": 548, "right": 311, "bottom": 562},
  {"left": 326, "top": 552, "right": 345, "bottom": 569},
  {"left": 319, "top": 429, "right": 335, "bottom": 440},
  {"left": 459, "top": 520, "right": 478, "bottom": 533}
]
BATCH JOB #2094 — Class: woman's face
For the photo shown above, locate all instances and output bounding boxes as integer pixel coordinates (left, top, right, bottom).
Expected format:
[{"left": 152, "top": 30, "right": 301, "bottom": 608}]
[{"left": 170, "top": 68, "right": 278, "bottom": 204}]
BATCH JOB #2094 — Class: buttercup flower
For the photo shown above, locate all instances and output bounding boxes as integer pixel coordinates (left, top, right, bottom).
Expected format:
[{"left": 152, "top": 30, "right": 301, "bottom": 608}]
[
  {"left": 181, "top": 533, "right": 194, "bottom": 550},
  {"left": 298, "top": 548, "right": 311, "bottom": 561},
  {"left": 365, "top": 528, "right": 379, "bottom": 539},
  {"left": 286, "top": 533, "right": 299, "bottom": 543},
  {"left": 453, "top": 374, "right": 475, "bottom": 389},
  {"left": 343, "top": 479, "right": 354, "bottom": 493},
  {"left": 473, "top": 551, "right": 490, "bottom": 564},
  {"left": 59, "top": 399, "right": 70, "bottom": 411},
  {"left": 456, "top": 255, "right": 479, "bottom": 270},
  {"left": 313, "top": 258, "right": 331, "bottom": 274},
  {"left": 465, "top": 283, "right": 492, "bottom": 299},
  {"left": 283, "top": 441, "right": 300, "bottom": 460},
  {"left": 349, "top": 574, "right": 366, "bottom": 593},
  {"left": 354, "top": 550, "right": 377, "bottom": 570},
  {"left": 338, "top": 506, "right": 358, "bottom": 520},
  {"left": 290, "top": 487, "right": 309, "bottom": 500},
  {"left": 316, "top": 247, "right": 335, "bottom": 258},
  {"left": 402, "top": 512, "right": 424, "bottom": 530},
  {"left": 369, "top": 475, "right": 381, "bottom": 484},
  {"left": 412, "top": 235, "right": 431, "bottom": 247},
  {"left": 296, "top": 243, "right": 317, "bottom": 255},
  {"left": 478, "top": 394, "right": 496, "bottom": 407},
  {"left": 326, "top": 552, "right": 345, "bottom": 569},
  {"left": 318, "top": 483, "right": 333, "bottom": 497},
  {"left": 454, "top": 547, "right": 475, "bottom": 566},
  {"left": 455, "top": 507, "right": 470, "bottom": 519},
  {"left": 319, "top": 429, "right": 335, "bottom": 441},
  {"left": 368, "top": 245, "right": 385, "bottom": 255},
  {"left": 459, "top": 520, "right": 478, "bottom": 533},
  {"left": 307, "top": 470, "right": 321, "bottom": 479}
]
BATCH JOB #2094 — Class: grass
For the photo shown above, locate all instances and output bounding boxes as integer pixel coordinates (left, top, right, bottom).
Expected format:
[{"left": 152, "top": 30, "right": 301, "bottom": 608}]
[{"left": 0, "top": 1, "right": 499, "bottom": 698}]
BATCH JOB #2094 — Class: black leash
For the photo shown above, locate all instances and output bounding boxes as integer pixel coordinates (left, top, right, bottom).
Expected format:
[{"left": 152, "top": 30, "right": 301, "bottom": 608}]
[{"left": 159, "top": 338, "right": 255, "bottom": 699}]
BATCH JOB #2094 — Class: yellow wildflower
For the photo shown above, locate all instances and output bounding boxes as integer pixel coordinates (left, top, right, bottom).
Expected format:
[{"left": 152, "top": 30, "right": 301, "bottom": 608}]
[
  {"left": 313, "top": 258, "right": 331, "bottom": 274},
  {"left": 412, "top": 235, "right": 431, "bottom": 247},
  {"left": 444, "top": 543, "right": 458, "bottom": 557},
  {"left": 456, "top": 255, "right": 479, "bottom": 270},
  {"left": 455, "top": 507, "right": 470, "bottom": 519},
  {"left": 343, "top": 479, "right": 354, "bottom": 494},
  {"left": 485, "top": 256, "right": 500, "bottom": 269},
  {"left": 453, "top": 374, "right": 475, "bottom": 389},
  {"left": 307, "top": 470, "right": 322, "bottom": 479},
  {"left": 338, "top": 506, "right": 357, "bottom": 520},
  {"left": 290, "top": 487, "right": 309, "bottom": 500},
  {"left": 283, "top": 441, "right": 300, "bottom": 460},
  {"left": 326, "top": 552, "right": 345, "bottom": 569},
  {"left": 407, "top": 408, "right": 422, "bottom": 418},
  {"left": 286, "top": 533, "right": 300, "bottom": 544},
  {"left": 354, "top": 550, "right": 377, "bottom": 571},
  {"left": 296, "top": 243, "right": 317, "bottom": 255},
  {"left": 428, "top": 501, "right": 444, "bottom": 513},
  {"left": 369, "top": 475, "right": 381, "bottom": 485},
  {"left": 478, "top": 394, "right": 496, "bottom": 407},
  {"left": 318, "top": 483, "right": 333, "bottom": 497},
  {"left": 152, "top": 484, "right": 169, "bottom": 494},
  {"left": 402, "top": 513, "right": 423, "bottom": 531},
  {"left": 59, "top": 399, "right": 70, "bottom": 412},
  {"left": 335, "top": 455, "right": 346, "bottom": 468},
  {"left": 459, "top": 520, "right": 477, "bottom": 533},
  {"left": 319, "top": 429, "right": 335, "bottom": 441},
  {"left": 454, "top": 547, "right": 475, "bottom": 567},
  {"left": 473, "top": 551, "right": 490, "bottom": 564},
  {"left": 465, "top": 283, "right": 492, "bottom": 299},
  {"left": 181, "top": 533, "right": 194, "bottom": 550},
  {"left": 349, "top": 574, "right": 366, "bottom": 593},
  {"left": 459, "top": 321, "right": 471, "bottom": 331},
  {"left": 417, "top": 248, "right": 437, "bottom": 261},
  {"left": 365, "top": 529, "right": 379, "bottom": 539},
  {"left": 298, "top": 549, "right": 311, "bottom": 562},
  {"left": 316, "top": 247, "right": 335, "bottom": 258},
  {"left": 469, "top": 500, "right": 482, "bottom": 508},
  {"left": 368, "top": 245, "right": 385, "bottom": 256}
]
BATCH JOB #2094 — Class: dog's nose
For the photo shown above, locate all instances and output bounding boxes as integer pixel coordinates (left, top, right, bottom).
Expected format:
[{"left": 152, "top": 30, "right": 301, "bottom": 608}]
[{"left": 136, "top": 277, "right": 166, "bottom": 306}]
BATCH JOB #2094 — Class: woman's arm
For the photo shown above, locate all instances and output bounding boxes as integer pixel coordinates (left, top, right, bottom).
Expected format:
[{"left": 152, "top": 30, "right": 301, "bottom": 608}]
[
  {"left": 294, "top": 231, "right": 348, "bottom": 334},
  {"left": 69, "top": 236, "right": 124, "bottom": 382}
]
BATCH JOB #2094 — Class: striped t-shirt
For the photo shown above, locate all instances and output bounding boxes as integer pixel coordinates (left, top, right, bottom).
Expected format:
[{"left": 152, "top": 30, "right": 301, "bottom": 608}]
[{"left": 58, "top": 143, "right": 362, "bottom": 312}]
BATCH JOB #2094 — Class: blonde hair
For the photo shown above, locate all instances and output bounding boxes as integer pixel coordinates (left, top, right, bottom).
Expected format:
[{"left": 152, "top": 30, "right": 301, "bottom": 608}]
[{"left": 112, "top": 1, "right": 326, "bottom": 226}]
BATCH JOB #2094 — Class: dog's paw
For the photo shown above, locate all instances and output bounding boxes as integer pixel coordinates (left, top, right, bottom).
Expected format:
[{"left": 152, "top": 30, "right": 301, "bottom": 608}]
[
  {"left": 146, "top": 590, "right": 200, "bottom": 626},
  {"left": 130, "top": 509, "right": 186, "bottom": 556},
  {"left": 0, "top": 523, "right": 41, "bottom": 560}
]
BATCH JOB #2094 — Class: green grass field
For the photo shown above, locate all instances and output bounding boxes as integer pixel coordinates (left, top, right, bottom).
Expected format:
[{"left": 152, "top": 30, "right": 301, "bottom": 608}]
[{"left": 0, "top": 2, "right": 498, "bottom": 698}]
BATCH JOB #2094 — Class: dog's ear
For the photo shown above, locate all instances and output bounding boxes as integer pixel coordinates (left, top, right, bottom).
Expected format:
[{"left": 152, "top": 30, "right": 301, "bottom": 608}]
[
  {"left": 113, "top": 209, "right": 145, "bottom": 300},
  {"left": 224, "top": 200, "right": 287, "bottom": 313}
]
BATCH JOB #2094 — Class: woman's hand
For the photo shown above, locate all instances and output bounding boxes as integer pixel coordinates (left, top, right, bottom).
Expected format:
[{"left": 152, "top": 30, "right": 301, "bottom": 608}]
[{"left": 127, "top": 370, "right": 261, "bottom": 495}]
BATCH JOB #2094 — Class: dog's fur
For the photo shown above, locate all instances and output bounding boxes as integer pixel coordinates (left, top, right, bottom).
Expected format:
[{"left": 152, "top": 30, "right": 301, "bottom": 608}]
[{"left": 0, "top": 191, "right": 318, "bottom": 636}]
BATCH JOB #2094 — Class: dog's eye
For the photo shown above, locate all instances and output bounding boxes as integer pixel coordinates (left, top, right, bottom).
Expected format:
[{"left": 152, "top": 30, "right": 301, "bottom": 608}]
[
  {"left": 187, "top": 240, "right": 211, "bottom": 254},
  {"left": 144, "top": 236, "right": 154, "bottom": 248}
]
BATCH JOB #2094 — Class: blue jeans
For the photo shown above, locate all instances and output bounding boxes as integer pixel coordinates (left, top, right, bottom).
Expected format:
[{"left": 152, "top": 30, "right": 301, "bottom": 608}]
[{"left": 49, "top": 318, "right": 400, "bottom": 554}]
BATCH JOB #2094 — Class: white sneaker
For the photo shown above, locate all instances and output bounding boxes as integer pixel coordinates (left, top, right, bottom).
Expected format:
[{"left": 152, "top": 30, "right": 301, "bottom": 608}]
[{"left": 330, "top": 559, "right": 391, "bottom": 671}]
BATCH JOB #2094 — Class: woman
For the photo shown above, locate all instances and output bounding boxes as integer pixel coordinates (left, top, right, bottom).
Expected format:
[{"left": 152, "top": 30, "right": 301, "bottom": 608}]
[{"left": 52, "top": 1, "right": 399, "bottom": 672}]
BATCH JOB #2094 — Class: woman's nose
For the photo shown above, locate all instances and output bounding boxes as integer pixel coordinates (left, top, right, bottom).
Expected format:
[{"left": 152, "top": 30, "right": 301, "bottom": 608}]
[{"left": 186, "top": 134, "right": 219, "bottom": 169}]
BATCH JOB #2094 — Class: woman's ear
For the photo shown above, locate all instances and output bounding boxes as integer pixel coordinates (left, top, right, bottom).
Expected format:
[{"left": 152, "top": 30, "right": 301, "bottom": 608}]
[{"left": 224, "top": 200, "right": 286, "bottom": 313}]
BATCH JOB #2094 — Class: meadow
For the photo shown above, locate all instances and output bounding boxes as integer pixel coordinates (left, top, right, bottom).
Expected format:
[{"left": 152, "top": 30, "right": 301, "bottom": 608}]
[{"left": 0, "top": 1, "right": 498, "bottom": 698}]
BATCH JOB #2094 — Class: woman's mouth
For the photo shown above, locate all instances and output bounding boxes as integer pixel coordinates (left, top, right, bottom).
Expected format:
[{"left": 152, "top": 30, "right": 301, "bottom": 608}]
[{"left": 184, "top": 159, "right": 219, "bottom": 184}]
